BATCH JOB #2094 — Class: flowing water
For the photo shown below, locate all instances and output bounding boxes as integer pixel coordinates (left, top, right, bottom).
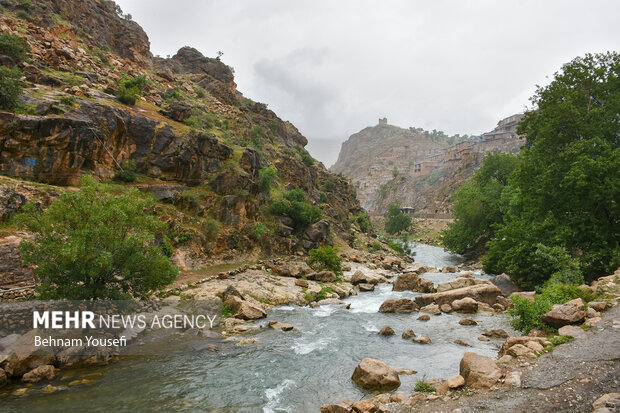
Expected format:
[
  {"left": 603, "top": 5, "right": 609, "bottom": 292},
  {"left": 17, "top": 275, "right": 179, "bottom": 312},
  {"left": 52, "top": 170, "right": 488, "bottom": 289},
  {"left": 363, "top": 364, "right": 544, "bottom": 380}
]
[{"left": 1, "top": 243, "right": 514, "bottom": 412}]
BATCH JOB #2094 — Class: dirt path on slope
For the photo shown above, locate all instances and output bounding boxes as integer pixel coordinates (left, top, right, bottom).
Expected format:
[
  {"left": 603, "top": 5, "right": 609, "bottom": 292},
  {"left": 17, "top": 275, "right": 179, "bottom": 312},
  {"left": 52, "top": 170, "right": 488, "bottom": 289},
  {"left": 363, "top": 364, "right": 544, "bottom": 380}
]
[{"left": 395, "top": 305, "right": 620, "bottom": 413}]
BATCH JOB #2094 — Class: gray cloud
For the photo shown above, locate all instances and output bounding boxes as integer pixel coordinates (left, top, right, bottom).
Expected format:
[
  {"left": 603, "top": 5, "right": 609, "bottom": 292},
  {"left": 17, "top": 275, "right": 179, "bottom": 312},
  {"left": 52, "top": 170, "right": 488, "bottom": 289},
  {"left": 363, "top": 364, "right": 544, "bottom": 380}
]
[{"left": 117, "top": 0, "right": 620, "bottom": 166}]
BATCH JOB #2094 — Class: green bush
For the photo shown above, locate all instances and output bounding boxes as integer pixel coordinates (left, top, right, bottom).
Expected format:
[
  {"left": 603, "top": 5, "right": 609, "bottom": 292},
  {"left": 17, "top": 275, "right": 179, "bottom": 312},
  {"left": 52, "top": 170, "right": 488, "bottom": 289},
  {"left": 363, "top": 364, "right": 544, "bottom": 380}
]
[
  {"left": 372, "top": 241, "right": 381, "bottom": 251},
  {"left": 355, "top": 212, "right": 371, "bottom": 233},
  {"left": 509, "top": 284, "right": 593, "bottom": 333},
  {"left": 195, "top": 88, "right": 205, "bottom": 98},
  {"left": 414, "top": 381, "right": 435, "bottom": 393},
  {"left": 0, "top": 66, "right": 22, "bottom": 111},
  {"left": 384, "top": 201, "right": 411, "bottom": 235},
  {"left": 201, "top": 217, "right": 221, "bottom": 242},
  {"left": 252, "top": 222, "right": 266, "bottom": 240},
  {"left": 0, "top": 33, "right": 30, "bottom": 62},
  {"left": 185, "top": 108, "right": 220, "bottom": 130},
  {"left": 180, "top": 190, "right": 201, "bottom": 211},
  {"left": 307, "top": 245, "right": 342, "bottom": 276},
  {"left": 548, "top": 335, "right": 574, "bottom": 346},
  {"left": 296, "top": 146, "right": 314, "bottom": 167},
  {"left": 59, "top": 96, "right": 77, "bottom": 107},
  {"left": 116, "top": 74, "right": 146, "bottom": 105},
  {"left": 258, "top": 166, "right": 277, "bottom": 192},
  {"left": 114, "top": 159, "right": 138, "bottom": 182},
  {"left": 16, "top": 175, "right": 177, "bottom": 299},
  {"left": 269, "top": 188, "right": 322, "bottom": 232}
]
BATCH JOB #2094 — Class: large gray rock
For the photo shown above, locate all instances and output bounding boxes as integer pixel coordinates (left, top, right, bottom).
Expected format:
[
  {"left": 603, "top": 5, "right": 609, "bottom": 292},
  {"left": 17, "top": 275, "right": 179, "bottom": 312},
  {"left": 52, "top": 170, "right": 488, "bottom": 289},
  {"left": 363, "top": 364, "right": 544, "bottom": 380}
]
[
  {"left": 351, "top": 358, "right": 401, "bottom": 390},
  {"left": 489, "top": 273, "right": 520, "bottom": 296},
  {"left": 436, "top": 277, "right": 489, "bottom": 293},
  {"left": 350, "top": 270, "right": 383, "bottom": 285},
  {"left": 378, "top": 298, "right": 418, "bottom": 313},
  {"left": 540, "top": 298, "right": 586, "bottom": 328},
  {"left": 459, "top": 352, "right": 502, "bottom": 389},
  {"left": 307, "top": 270, "right": 337, "bottom": 282}
]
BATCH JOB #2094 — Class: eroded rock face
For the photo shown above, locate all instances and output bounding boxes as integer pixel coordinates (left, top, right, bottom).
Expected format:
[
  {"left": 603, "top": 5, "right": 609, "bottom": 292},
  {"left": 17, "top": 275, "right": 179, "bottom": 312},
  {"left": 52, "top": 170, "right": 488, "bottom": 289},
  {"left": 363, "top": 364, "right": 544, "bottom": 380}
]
[
  {"left": 0, "top": 236, "right": 34, "bottom": 288},
  {"left": 540, "top": 298, "right": 586, "bottom": 328},
  {"left": 393, "top": 273, "right": 435, "bottom": 293},
  {"left": 378, "top": 298, "right": 418, "bottom": 313},
  {"left": 0, "top": 105, "right": 234, "bottom": 186},
  {"left": 459, "top": 352, "right": 502, "bottom": 389},
  {"left": 351, "top": 358, "right": 401, "bottom": 390}
]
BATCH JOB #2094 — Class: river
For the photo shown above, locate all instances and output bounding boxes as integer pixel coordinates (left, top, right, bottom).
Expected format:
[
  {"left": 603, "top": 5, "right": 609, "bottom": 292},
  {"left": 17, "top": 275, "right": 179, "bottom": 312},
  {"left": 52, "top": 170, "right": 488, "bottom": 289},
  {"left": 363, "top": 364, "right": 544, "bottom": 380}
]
[{"left": 1, "top": 243, "right": 514, "bottom": 412}]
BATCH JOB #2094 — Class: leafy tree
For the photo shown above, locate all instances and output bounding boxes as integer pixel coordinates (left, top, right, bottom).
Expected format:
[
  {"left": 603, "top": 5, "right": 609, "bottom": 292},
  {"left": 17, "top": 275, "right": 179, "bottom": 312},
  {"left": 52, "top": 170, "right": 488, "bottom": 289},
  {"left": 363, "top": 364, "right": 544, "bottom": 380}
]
[
  {"left": 308, "top": 245, "right": 342, "bottom": 276},
  {"left": 270, "top": 188, "right": 322, "bottom": 232},
  {"left": 442, "top": 152, "right": 517, "bottom": 254},
  {"left": 0, "top": 33, "right": 31, "bottom": 63},
  {"left": 16, "top": 175, "right": 177, "bottom": 299},
  {"left": 0, "top": 66, "right": 22, "bottom": 110},
  {"left": 355, "top": 212, "right": 371, "bottom": 233},
  {"left": 258, "top": 166, "right": 277, "bottom": 192},
  {"left": 392, "top": 166, "right": 399, "bottom": 177},
  {"left": 485, "top": 52, "right": 620, "bottom": 284},
  {"left": 384, "top": 201, "right": 411, "bottom": 234}
]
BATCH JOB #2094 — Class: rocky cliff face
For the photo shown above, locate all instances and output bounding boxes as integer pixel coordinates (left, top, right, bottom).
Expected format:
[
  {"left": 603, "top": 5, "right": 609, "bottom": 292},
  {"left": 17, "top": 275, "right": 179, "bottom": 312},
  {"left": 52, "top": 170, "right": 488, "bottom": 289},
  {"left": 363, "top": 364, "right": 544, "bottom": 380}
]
[
  {"left": 333, "top": 116, "right": 524, "bottom": 215},
  {"left": 331, "top": 122, "right": 446, "bottom": 210},
  {"left": 0, "top": 0, "right": 362, "bottom": 266}
]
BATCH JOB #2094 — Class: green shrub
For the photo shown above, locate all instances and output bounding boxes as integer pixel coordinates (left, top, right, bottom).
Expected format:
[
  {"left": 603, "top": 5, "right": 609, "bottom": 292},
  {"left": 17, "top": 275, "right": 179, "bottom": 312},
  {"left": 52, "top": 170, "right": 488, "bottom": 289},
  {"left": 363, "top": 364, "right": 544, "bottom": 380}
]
[
  {"left": 372, "top": 241, "right": 381, "bottom": 251},
  {"left": 548, "top": 335, "right": 574, "bottom": 346},
  {"left": 185, "top": 108, "right": 220, "bottom": 130},
  {"left": 164, "top": 88, "right": 183, "bottom": 102},
  {"left": 195, "top": 88, "right": 205, "bottom": 98},
  {"left": 0, "top": 34, "right": 30, "bottom": 62},
  {"left": 219, "top": 303, "right": 233, "bottom": 318},
  {"left": 414, "top": 381, "right": 435, "bottom": 393},
  {"left": 384, "top": 201, "right": 411, "bottom": 235},
  {"left": 201, "top": 217, "right": 221, "bottom": 242},
  {"left": 0, "top": 66, "right": 22, "bottom": 111},
  {"left": 116, "top": 74, "right": 146, "bottom": 105},
  {"left": 387, "top": 239, "right": 406, "bottom": 255},
  {"left": 114, "top": 159, "right": 138, "bottom": 182},
  {"left": 16, "top": 175, "right": 177, "bottom": 299},
  {"left": 180, "top": 190, "right": 201, "bottom": 211},
  {"left": 252, "top": 222, "right": 266, "bottom": 240},
  {"left": 299, "top": 149, "right": 314, "bottom": 167},
  {"left": 269, "top": 188, "right": 322, "bottom": 232},
  {"left": 316, "top": 286, "right": 334, "bottom": 301},
  {"left": 355, "top": 212, "right": 371, "bottom": 233},
  {"left": 59, "top": 96, "right": 77, "bottom": 107},
  {"left": 509, "top": 284, "right": 593, "bottom": 333},
  {"left": 307, "top": 245, "right": 342, "bottom": 276},
  {"left": 258, "top": 166, "right": 277, "bottom": 192}
]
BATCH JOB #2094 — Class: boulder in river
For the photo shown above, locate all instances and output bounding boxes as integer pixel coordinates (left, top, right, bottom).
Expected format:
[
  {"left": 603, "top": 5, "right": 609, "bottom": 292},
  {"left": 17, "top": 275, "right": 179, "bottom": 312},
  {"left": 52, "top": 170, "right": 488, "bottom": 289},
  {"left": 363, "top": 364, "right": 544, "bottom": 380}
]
[
  {"left": 378, "top": 326, "right": 395, "bottom": 336},
  {"left": 417, "top": 314, "right": 430, "bottom": 321},
  {"left": 412, "top": 335, "right": 432, "bottom": 344},
  {"left": 402, "top": 329, "right": 415, "bottom": 339},
  {"left": 436, "top": 277, "right": 489, "bottom": 293},
  {"left": 268, "top": 321, "right": 294, "bottom": 331},
  {"left": 420, "top": 303, "right": 441, "bottom": 315},
  {"left": 320, "top": 402, "right": 353, "bottom": 413},
  {"left": 540, "top": 298, "right": 586, "bottom": 328},
  {"left": 459, "top": 352, "right": 502, "bottom": 388},
  {"left": 378, "top": 298, "right": 418, "bottom": 313},
  {"left": 224, "top": 295, "right": 267, "bottom": 320},
  {"left": 414, "top": 284, "right": 501, "bottom": 308},
  {"left": 2, "top": 329, "right": 56, "bottom": 377},
  {"left": 451, "top": 297, "right": 479, "bottom": 313},
  {"left": 459, "top": 318, "right": 477, "bottom": 326},
  {"left": 482, "top": 329, "right": 509, "bottom": 339},
  {"left": 358, "top": 283, "right": 375, "bottom": 292},
  {"left": 393, "top": 272, "right": 435, "bottom": 293},
  {"left": 454, "top": 339, "right": 471, "bottom": 347},
  {"left": 351, "top": 358, "right": 401, "bottom": 390},
  {"left": 350, "top": 270, "right": 382, "bottom": 285},
  {"left": 21, "top": 365, "right": 56, "bottom": 383},
  {"left": 442, "top": 265, "right": 459, "bottom": 273}
]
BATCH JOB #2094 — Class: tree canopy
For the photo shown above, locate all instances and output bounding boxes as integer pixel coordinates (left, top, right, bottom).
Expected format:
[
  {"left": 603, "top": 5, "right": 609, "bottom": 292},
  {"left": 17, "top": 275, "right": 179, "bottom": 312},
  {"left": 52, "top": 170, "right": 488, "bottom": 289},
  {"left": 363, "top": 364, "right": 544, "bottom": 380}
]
[
  {"left": 446, "top": 52, "right": 620, "bottom": 288},
  {"left": 17, "top": 176, "right": 178, "bottom": 299},
  {"left": 384, "top": 201, "right": 411, "bottom": 235}
]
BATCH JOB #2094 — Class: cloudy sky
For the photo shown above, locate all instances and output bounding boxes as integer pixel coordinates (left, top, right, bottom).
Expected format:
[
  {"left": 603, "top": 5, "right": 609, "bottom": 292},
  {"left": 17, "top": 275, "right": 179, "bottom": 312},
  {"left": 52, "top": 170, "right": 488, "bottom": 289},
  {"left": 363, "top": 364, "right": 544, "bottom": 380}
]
[{"left": 117, "top": 0, "right": 620, "bottom": 166}]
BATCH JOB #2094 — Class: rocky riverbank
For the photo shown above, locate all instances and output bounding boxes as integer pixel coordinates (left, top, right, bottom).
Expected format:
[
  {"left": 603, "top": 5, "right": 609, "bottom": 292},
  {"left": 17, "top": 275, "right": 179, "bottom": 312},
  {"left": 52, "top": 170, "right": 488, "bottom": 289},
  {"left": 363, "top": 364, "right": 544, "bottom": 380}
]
[{"left": 320, "top": 268, "right": 620, "bottom": 413}]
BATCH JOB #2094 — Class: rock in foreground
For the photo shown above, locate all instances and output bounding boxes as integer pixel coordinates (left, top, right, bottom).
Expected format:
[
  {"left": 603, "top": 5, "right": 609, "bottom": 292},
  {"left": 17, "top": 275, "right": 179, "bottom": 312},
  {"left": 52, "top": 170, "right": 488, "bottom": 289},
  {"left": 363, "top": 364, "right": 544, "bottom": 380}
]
[
  {"left": 351, "top": 358, "right": 401, "bottom": 390},
  {"left": 540, "top": 298, "right": 586, "bottom": 328},
  {"left": 459, "top": 352, "right": 502, "bottom": 388}
]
